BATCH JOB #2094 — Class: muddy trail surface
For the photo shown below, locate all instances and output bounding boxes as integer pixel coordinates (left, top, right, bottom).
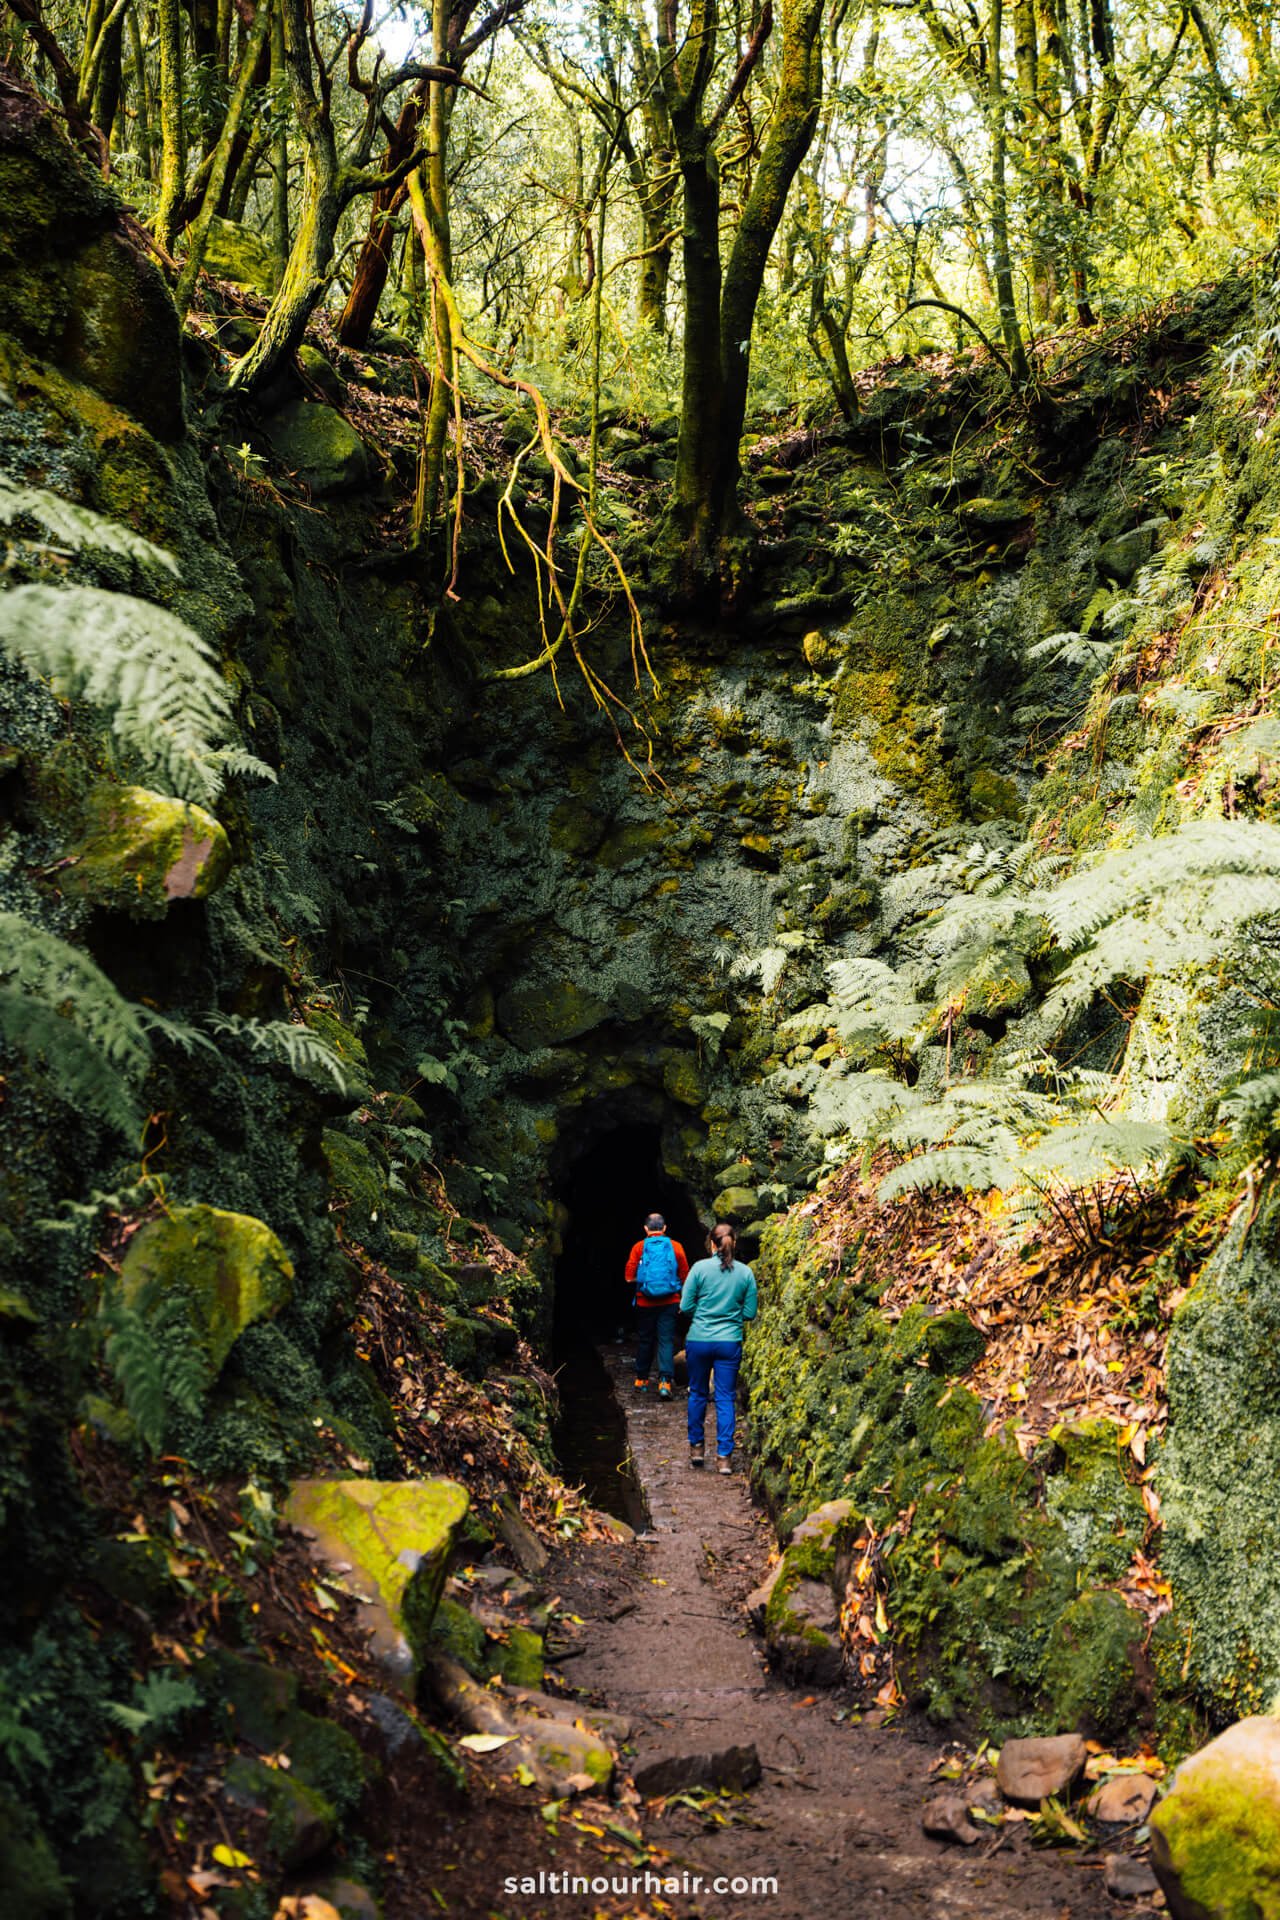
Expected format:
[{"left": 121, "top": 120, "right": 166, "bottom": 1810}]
[{"left": 542, "top": 1350, "right": 1159, "bottom": 1920}]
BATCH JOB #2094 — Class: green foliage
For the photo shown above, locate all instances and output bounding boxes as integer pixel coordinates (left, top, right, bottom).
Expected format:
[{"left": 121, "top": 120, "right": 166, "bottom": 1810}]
[
  {"left": 103, "top": 1671, "right": 201, "bottom": 1739},
  {"left": 0, "top": 913, "right": 151, "bottom": 1138},
  {"left": 0, "top": 585, "right": 271, "bottom": 805},
  {"left": 101, "top": 1299, "right": 207, "bottom": 1451},
  {"left": 206, "top": 1013, "right": 355, "bottom": 1094}
]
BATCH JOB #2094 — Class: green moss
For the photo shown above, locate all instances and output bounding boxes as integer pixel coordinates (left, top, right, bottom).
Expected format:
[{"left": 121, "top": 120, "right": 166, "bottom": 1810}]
[
  {"left": 1161, "top": 1207, "right": 1280, "bottom": 1719},
  {"left": 322, "top": 1131, "right": 386, "bottom": 1232},
  {"left": 968, "top": 768, "right": 1022, "bottom": 821},
  {"left": 1041, "top": 1590, "right": 1144, "bottom": 1740},
  {"left": 832, "top": 666, "right": 960, "bottom": 822},
  {"left": 493, "top": 1625, "right": 544, "bottom": 1688},
  {"left": 429, "top": 1595, "right": 488, "bottom": 1674}
]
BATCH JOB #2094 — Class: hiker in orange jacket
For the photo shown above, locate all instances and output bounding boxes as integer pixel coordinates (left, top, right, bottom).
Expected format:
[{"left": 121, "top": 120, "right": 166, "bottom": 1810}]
[{"left": 625, "top": 1212, "right": 689, "bottom": 1400}]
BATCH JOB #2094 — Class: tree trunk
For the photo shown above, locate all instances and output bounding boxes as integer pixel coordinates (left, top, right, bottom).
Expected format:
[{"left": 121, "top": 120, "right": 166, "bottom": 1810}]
[
  {"left": 337, "top": 92, "right": 423, "bottom": 347},
  {"left": 717, "top": 0, "right": 823, "bottom": 504},
  {"left": 154, "top": 0, "right": 186, "bottom": 252},
  {"left": 270, "top": 0, "right": 289, "bottom": 288},
  {"left": 175, "top": 0, "right": 271, "bottom": 316},
  {"left": 671, "top": 143, "right": 725, "bottom": 575},
  {"left": 987, "top": 0, "right": 1030, "bottom": 382}
]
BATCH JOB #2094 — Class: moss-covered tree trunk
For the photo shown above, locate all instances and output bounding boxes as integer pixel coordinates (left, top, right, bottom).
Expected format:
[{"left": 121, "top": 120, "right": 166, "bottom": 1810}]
[
  {"left": 154, "top": 0, "right": 186, "bottom": 252},
  {"left": 716, "top": 0, "right": 824, "bottom": 512},
  {"left": 662, "top": 0, "right": 823, "bottom": 594}
]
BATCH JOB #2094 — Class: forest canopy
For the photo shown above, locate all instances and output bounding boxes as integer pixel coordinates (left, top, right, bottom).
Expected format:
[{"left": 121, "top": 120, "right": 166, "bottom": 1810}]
[{"left": 3, "top": 0, "right": 1277, "bottom": 573}]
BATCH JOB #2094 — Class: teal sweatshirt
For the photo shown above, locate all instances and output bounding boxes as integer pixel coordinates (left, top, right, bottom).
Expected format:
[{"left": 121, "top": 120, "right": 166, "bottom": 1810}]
[{"left": 680, "top": 1258, "right": 758, "bottom": 1344}]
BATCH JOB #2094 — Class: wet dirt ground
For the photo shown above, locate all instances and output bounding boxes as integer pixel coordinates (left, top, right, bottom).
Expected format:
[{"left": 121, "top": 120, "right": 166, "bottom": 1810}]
[{"left": 540, "top": 1348, "right": 1161, "bottom": 1920}]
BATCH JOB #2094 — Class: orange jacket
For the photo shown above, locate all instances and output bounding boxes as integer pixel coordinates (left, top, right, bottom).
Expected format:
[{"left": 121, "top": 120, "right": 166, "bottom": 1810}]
[{"left": 625, "top": 1236, "right": 689, "bottom": 1307}]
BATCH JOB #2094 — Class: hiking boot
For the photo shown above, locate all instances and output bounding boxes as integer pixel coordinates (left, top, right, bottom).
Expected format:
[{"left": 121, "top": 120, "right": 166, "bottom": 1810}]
[
  {"left": 657, "top": 1379, "right": 674, "bottom": 1399},
  {"left": 689, "top": 1444, "right": 704, "bottom": 1468},
  {"left": 717, "top": 1454, "right": 733, "bottom": 1474},
  {"left": 633, "top": 1377, "right": 650, "bottom": 1393}
]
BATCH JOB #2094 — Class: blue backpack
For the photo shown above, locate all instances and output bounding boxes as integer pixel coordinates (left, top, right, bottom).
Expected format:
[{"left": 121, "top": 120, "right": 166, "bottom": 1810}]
[{"left": 636, "top": 1235, "right": 678, "bottom": 1299}]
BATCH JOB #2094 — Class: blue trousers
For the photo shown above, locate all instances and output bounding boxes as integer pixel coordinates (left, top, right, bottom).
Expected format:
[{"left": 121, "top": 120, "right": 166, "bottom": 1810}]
[
  {"left": 634, "top": 1303, "right": 677, "bottom": 1380},
  {"left": 686, "top": 1339, "right": 742, "bottom": 1455}
]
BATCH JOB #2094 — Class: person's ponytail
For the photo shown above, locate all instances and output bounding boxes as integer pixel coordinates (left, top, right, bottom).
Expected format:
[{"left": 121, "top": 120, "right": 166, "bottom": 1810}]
[{"left": 709, "top": 1221, "right": 736, "bottom": 1272}]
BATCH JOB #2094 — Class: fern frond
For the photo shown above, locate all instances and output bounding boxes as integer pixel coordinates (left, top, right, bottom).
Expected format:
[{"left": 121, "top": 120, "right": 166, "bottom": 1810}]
[
  {"left": 102, "top": 1304, "right": 168, "bottom": 1450},
  {"left": 1219, "top": 1070, "right": 1280, "bottom": 1133},
  {"left": 878, "top": 1144, "right": 1018, "bottom": 1201},
  {"left": 1043, "top": 821, "right": 1280, "bottom": 948},
  {"left": 0, "top": 479, "right": 180, "bottom": 574},
  {"left": 0, "top": 585, "right": 232, "bottom": 804},
  {"left": 205, "top": 1013, "right": 355, "bottom": 1092},
  {"left": 206, "top": 746, "right": 278, "bottom": 786},
  {"left": 0, "top": 914, "right": 151, "bottom": 1135}
]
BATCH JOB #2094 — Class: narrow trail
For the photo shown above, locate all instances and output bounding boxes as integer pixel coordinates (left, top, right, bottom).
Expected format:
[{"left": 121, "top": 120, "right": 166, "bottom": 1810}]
[{"left": 551, "top": 1350, "right": 1155, "bottom": 1920}]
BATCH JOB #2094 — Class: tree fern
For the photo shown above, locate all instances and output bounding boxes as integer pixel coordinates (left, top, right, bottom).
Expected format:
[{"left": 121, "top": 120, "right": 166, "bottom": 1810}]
[
  {"left": 0, "top": 913, "right": 151, "bottom": 1136},
  {"left": 0, "top": 585, "right": 233, "bottom": 805}
]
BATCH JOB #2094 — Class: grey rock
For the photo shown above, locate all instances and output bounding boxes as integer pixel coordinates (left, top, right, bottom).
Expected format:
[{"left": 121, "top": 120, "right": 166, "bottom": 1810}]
[
  {"left": 362, "top": 1690, "right": 421, "bottom": 1757},
  {"left": 633, "top": 1743, "right": 762, "bottom": 1797},
  {"left": 922, "top": 1794, "right": 981, "bottom": 1845},
  {"left": 1104, "top": 1854, "right": 1159, "bottom": 1899},
  {"left": 745, "top": 1559, "right": 784, "bottom": 1629},
  {"left": 995, "top": 1733, "right": 1087, "bottom": 1806},
  {"left": 1088, "top": 1773, "right": 1159, "bottom": 1824}
]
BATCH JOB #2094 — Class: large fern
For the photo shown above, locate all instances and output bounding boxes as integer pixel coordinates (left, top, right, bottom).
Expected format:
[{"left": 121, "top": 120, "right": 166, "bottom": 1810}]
[
  {"left": 0, "top": 585, "right": 238, "bottom": 805},
  {"left": 0, "top": 913, "right": 151, "bottom": 1137},
  {"left": 0, "top": 478, "right": 179, "bottom": 574}
]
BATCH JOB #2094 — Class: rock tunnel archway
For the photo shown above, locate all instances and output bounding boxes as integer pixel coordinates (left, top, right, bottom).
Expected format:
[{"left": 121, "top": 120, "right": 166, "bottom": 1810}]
[{"left": 551, "top": 1116, "right": 704, "bottom": 1347}]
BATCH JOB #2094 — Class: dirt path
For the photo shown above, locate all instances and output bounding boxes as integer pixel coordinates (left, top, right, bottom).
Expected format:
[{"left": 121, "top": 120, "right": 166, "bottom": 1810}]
[{"left": 547, "top": 1350, "right": 1158, "bottom": 1920}]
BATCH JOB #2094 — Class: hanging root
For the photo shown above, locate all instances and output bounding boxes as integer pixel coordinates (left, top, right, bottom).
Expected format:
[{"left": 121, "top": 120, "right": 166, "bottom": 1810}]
[{"left": 406, "top": 169, "right": 658, "bottom": 771}]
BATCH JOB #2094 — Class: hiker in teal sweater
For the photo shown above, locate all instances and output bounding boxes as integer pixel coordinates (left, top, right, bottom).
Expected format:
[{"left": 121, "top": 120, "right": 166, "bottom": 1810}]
[{"left": 681, "top": 1221, "right": 757, "bottom": 1473}]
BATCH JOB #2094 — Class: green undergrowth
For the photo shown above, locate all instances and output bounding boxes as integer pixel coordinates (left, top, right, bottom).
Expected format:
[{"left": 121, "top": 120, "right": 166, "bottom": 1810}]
[{"left": 746, "top": 1208, "right": 1155, "bottom": 1740}]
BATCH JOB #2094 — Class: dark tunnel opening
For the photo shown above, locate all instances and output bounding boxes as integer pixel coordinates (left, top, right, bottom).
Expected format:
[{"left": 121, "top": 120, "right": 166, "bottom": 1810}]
[{"left": 550, "top": 1121, "right": 703, "bottom": 1525}]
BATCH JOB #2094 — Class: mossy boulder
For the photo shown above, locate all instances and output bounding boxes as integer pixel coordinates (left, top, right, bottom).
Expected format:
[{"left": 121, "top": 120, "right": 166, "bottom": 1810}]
[
  {"left": 712, "top": 1185, "right": 759, "bottom": 1221},
  {"left": 199, "top": 215, "right": 276, "bottom": 294},
  {"left": 956, "top": 496, "right": 1035, "bottom": 531},
  {"left": 66, "top": 784, "right": 231, "bottom": 917},
  {"left": 116, "top": 1205, "right": 294, "bottom": 1389},
  {"left": 223, "top": 1754, "right": 334, "bottom": 1870},
  {"left": 920, "top": 1310, "right": 987, "bottom": 1377},
  {"left": 322, "top": 1129, "right": 386, "bottom": 1232},
  {"left": 262, "top": 398, "right": 370, "bottom": 497},
  {"left": 496, "top": 980, "right": 610, "bottom": 1049},
  {"left": 284, "top": 1477, "right": 470, "bottom": 1689},
  {"left": 1150, "top": 1717, "right": 1280, "bottom": 1920}
]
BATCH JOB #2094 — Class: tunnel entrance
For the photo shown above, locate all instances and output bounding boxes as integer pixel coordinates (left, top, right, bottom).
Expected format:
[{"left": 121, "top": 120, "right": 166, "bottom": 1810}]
[{"left": 550, "top": 1120, "right": 703, "bottom": 1526}]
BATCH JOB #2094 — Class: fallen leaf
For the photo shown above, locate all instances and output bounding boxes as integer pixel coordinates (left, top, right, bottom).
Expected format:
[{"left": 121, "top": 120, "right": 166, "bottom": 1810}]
[{"left": 458, "top": 1733, "right": 515, "bottom": 1753}]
